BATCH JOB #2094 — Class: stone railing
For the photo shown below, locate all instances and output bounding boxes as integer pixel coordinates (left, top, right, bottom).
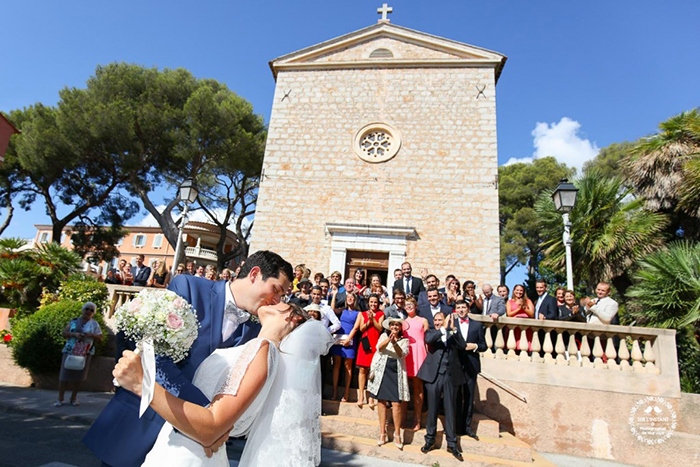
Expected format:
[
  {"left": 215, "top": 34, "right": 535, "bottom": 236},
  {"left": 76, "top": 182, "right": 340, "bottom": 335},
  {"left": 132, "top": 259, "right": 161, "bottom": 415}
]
[
  {"left": 185, "top": 246, "right": 218, "bottom": 261},
  {"left": 105, "top": 284, "right": 145, "bottom": 318},
  {"left": 469, "top": 314, "right": 680, "bottom": 397}
]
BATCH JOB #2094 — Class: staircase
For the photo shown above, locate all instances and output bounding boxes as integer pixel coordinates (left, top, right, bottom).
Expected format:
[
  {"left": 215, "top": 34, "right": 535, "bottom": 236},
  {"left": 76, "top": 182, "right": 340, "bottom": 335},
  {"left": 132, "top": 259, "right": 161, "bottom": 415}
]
[{"left": 320, "top": 398, "right": 554, "bottom": 467}]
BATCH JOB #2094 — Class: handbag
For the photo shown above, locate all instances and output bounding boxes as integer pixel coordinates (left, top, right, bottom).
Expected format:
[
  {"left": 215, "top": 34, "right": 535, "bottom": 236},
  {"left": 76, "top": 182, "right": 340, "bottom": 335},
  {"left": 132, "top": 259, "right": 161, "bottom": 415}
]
[
  {"left": 360, "top": 336, "right": 372, "bottom": 353},
  {"left": 64, "top": 354, "right": 86, "bottom": 371}
]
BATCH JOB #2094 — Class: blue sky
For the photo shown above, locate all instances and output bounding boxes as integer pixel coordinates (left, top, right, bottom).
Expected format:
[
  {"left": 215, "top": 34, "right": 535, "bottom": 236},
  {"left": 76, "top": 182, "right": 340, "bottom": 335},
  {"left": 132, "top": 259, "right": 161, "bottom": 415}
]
[{"left": 1, "top": 0, "right": 699, "bottom": 285}]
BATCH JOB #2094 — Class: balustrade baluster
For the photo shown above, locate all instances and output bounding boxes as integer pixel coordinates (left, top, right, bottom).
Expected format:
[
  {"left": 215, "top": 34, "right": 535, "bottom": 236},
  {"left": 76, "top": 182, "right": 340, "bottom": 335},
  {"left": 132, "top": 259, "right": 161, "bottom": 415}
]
[
  {"left": 631, "top": 339, "right": 644, "bottom": 371},
  {"left": 643, "top": 339, "right": 659, "bottom": 374},
  {"left": 592, "top": 335, "right": 605, "bottom": 368},
  {"left": 554, "top": 331, "right": 566, "bottom": 364},
  {"left": 484, "top": 324, "right": 494, "bottom": 359},
  {"left": 518, "top": 327, "right": 531, "bottom": 362},
  {"left": 543, "top": 331, "right": 555, "bottom": 364},
  {"left": 494, "top": 326, "right": 506, "bottom": 359},
  {"left": 567, "top": 333, "right": 580, "bottom": 367},
  {"left": 506, "top": 326, "right": 518, "bottom": 360},
  {"left": 605, "top": 336, "right": 618, "bottom": 370},
  {"left": 580, "top": 334, "right": 592, "bottom": 367},
  {"left": 530, "top": 329, "right": 542, "bottom": 363},
  {"left": 618, "top": 338, "right": 631, "bottom": 371}
]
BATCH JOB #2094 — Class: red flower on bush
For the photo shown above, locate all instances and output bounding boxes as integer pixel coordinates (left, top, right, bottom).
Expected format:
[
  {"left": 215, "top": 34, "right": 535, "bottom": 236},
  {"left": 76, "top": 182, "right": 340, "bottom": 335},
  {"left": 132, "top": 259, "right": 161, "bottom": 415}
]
[{"left": 2, "top": 334, "right": 11, "bottom": 342}]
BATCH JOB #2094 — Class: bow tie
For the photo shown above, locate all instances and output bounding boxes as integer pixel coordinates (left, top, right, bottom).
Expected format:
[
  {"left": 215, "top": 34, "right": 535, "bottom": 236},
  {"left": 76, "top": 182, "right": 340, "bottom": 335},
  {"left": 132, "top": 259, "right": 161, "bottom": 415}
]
[
  {"left": 460, "top": 317, "right": 469, "bottom": 324},
  {"left": 225, "top": 301, "right": 257, "bottom": 325}
]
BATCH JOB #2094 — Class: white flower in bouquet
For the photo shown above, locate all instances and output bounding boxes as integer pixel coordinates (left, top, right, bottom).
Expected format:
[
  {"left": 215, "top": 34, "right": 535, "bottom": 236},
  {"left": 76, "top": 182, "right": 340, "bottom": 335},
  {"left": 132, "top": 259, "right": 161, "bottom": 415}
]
[{"left": 114, "top": 289, "right": 200, "bottom": 363}]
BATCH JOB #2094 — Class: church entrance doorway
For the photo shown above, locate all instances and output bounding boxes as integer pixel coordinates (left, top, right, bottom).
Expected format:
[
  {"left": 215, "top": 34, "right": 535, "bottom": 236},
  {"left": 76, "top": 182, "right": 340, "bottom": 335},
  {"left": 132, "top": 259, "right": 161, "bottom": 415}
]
[{"left": 344, "top": 250, "right": 389, "bottom": 288}]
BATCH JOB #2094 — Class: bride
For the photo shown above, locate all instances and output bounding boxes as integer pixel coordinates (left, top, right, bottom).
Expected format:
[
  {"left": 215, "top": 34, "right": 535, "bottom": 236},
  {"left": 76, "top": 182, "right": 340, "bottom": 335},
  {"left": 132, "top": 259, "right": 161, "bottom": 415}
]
[{"left": 113, "top": 301, "right": 308, "bottom": 466}]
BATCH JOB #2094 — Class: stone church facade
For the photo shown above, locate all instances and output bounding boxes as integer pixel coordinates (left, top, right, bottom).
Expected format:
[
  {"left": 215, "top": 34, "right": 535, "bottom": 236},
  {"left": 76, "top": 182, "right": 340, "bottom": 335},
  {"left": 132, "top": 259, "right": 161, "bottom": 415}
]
[{"left": 250, "top": 20, "right": 506, "bottom": 287}]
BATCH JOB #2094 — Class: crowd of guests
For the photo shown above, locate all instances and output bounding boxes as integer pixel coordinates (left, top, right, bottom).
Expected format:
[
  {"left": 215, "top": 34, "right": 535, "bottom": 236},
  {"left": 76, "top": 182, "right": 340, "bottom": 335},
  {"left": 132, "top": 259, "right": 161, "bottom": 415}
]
[
  {"left": 283, "top": 261, "right": 619, "bottom": 460},
  {"left": 103, "top": 254, "right": 243, "bottom": 289}
]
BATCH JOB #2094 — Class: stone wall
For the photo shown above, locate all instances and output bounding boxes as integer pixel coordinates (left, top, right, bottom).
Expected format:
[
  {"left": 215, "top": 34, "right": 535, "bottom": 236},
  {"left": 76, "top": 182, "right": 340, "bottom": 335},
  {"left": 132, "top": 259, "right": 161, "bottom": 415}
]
[{"left": 251, "top": 65, "right": 500, "bottom": 284}]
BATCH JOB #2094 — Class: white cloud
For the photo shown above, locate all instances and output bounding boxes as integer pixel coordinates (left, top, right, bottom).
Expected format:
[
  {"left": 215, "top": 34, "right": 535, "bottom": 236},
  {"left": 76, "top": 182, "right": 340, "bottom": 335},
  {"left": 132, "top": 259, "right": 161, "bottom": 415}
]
[{"left": 503, "top": 117, "right": 599, "bottom": 170}]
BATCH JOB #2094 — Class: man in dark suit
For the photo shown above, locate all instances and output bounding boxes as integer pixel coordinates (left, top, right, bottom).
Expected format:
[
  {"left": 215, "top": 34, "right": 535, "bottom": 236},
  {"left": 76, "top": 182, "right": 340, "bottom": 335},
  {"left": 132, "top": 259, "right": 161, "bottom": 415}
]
[
  {"left": 419, "top": 288, "right": 453, "bottom": 329},
  {"left": 534, "top": 280, "right": 558, "bottom": 320},
  {"left": 417, "top": 274, "right": 446, "bottom": 309},
  {"left": 393, "top": 261, "right": 425, "bottom": 298},
  {"left": 417, "top": 311, "right": 465, "bottom": 461},
  {"left": 83, "top": 250, "right": 293, "bottom": 467},
  {"left": 452, "top": 299, "right": 487, "bottom": 441},
  {"left": 131, "top": 254, "right": 151, "bottom": 287},
  {"left": 383, "top": 288, "right": 407, "bottom": 319}
]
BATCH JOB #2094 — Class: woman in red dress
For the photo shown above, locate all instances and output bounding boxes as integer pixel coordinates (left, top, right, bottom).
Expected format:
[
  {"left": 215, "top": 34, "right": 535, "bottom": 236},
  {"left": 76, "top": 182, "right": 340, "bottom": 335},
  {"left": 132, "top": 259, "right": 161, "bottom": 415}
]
[{"left": 353, "top": 294, "right": 385, "bottom": 408}]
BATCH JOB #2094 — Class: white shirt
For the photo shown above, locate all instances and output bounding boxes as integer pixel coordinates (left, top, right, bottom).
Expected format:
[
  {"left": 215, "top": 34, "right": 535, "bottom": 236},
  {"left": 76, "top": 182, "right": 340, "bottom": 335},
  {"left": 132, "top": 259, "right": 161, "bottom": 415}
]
[
  {"left": 458, "top": 316, "right": 470, "bottom": 341},
  {"left": 430, "top": 304, "right": 441, "bottom": 317},
  {"left": 320, "top": 303, "right": 342, "bottom": 333},
  {"left": 535, "top": 293, "right": 547, "bottom": 318},
  {"left": 223, "top": 284, "right": 247, "bottom": 342},
  {"left": 439, "top": 327, "right": 448, "bottom": 344},
  {"left": 482, "top": 295, "right": 492, "bottom": 315}
]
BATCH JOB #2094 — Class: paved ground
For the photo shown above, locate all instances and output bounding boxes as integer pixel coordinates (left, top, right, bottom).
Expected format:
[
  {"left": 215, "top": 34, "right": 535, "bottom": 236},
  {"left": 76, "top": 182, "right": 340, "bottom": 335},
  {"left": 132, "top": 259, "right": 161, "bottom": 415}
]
[{"left": 0, "top": 383, "right": 636, "bottom": 467}]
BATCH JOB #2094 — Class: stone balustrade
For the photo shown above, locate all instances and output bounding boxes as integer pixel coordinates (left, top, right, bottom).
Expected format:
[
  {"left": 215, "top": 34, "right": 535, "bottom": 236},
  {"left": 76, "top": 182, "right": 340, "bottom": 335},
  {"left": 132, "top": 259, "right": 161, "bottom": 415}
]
[
  {"left": 469, "top": 314, "right": 680, "bottom": 398},
  {"left": 185, "top": 245, "right": 218, "bottom": 261},
  {"left": 105, "top": 284, "right": 145, "bottom": 318}
]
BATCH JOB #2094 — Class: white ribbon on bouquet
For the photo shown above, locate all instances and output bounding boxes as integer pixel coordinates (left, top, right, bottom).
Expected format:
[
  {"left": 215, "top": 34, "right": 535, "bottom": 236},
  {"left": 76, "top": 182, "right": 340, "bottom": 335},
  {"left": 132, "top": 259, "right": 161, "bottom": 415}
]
[{"left": 113, "top": 338, "right": 157, "bottom": 418}]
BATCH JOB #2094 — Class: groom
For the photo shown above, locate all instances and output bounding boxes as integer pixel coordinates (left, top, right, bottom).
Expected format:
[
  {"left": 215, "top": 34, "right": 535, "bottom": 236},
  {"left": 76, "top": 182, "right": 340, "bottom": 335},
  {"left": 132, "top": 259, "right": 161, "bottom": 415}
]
[{"left": 83, "top": 250, "right": 293, "bottom": 467}]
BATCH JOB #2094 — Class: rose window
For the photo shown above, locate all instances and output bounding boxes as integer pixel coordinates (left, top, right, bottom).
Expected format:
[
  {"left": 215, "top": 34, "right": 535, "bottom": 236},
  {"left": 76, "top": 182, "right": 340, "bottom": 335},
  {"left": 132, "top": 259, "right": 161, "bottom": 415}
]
[{"left": 353, "top": 123, "right": 401, "bottom": 163}]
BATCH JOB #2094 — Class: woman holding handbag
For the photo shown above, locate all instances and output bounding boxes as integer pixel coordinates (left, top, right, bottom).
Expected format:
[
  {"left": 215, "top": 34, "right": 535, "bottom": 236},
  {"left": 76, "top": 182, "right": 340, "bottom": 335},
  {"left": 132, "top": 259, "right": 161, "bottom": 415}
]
[{"left": 54, "top": 302, "right": 102, "bottom": 407}]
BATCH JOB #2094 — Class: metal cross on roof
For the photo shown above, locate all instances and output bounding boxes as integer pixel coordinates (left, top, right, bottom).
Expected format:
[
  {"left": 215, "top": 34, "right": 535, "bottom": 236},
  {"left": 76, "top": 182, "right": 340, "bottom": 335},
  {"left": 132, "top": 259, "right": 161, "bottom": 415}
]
[{"left": 377, "top": 3, "right": 393, "bottom": 23}]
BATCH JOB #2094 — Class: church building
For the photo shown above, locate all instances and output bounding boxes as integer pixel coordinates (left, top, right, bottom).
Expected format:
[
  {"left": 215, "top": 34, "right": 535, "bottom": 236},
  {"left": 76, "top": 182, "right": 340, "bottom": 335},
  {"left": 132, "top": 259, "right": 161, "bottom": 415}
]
[{"left": 250, "top": 7, "right": 506, "bottom": 287}]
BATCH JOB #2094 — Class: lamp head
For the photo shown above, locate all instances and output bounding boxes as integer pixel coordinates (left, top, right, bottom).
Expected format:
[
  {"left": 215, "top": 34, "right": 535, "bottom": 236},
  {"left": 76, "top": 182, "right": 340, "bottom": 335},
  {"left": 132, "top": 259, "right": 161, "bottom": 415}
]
[{"left": 552, "top": 178, "right": 578, "bottom": 213}]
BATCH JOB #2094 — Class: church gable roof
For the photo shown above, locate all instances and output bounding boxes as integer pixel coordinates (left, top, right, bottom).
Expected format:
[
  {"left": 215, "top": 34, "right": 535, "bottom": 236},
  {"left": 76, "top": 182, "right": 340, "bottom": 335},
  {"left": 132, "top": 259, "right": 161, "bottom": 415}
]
[{"left": 270, "top": 22, "right": 507, "bottom": 83}]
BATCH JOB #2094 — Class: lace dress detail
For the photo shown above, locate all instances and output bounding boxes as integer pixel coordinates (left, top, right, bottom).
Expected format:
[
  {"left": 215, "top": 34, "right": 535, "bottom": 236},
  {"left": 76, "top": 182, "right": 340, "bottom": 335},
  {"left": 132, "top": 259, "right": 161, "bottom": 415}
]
[
  {"left": 239, "top": 320, "right": 334, "bottom": 467},
  {"left": 142, "top": 338, "right": 279, "bottom": 466}
]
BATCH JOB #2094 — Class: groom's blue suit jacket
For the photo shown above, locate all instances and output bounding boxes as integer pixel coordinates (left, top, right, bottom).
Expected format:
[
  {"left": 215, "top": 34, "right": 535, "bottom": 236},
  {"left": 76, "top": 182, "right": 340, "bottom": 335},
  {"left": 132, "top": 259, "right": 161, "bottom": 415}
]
[{"left": 83, "top": 275, "right": 260, "bottom": 467}]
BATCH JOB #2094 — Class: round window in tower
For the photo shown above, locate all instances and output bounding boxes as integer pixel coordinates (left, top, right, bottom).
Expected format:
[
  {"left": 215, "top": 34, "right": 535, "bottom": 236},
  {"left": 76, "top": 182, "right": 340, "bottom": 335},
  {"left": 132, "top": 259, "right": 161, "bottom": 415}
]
[{"left": 353, "top": 123, "right": 402, "bottom": 164}]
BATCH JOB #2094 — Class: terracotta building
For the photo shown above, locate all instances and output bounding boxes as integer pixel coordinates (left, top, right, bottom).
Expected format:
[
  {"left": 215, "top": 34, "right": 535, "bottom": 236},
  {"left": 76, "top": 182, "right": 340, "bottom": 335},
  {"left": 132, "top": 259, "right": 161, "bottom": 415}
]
[{"left": 33, "top": 222, "right": 239, "bottom": 274}]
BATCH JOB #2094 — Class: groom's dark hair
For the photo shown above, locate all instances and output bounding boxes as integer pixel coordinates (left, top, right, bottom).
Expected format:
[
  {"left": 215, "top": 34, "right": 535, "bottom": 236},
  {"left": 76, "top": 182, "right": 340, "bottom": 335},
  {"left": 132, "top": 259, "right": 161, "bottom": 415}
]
[{"left": 236, "top": 250, "right": 293, "bottom": 283}]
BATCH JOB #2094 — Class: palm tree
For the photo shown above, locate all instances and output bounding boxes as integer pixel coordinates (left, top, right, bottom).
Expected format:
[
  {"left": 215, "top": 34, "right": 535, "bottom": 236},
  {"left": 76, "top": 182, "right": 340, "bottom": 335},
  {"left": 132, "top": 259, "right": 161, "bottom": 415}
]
[
  {"left": 623, "top": 109, "right": 700, "bottom": 217},
  {"left": 626, "top": 241, "right": 700, "bottom": 329},
  {"left": 535, "top": 171, "right": 668, "bottom": 293}
]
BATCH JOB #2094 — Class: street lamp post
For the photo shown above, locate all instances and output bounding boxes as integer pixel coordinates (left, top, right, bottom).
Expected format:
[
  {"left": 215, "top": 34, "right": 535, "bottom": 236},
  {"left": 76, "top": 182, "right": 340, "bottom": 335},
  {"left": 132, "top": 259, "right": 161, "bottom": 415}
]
[
  {"left": 551, "top": 178, "right": 579, "bottom": 291},
  {"left": 170, "top": 179, "right": 199, "bottom": 277}
]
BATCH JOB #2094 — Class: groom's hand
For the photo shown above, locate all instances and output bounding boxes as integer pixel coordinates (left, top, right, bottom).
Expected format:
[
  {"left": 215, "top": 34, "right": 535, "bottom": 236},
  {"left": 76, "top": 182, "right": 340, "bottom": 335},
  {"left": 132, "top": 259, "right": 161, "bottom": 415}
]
[
  {"left": 204, "top": 427, "right": 233, "bottom": 458},
  {"left": 113, "top": 350, "right": 143, "bottom": 397}
]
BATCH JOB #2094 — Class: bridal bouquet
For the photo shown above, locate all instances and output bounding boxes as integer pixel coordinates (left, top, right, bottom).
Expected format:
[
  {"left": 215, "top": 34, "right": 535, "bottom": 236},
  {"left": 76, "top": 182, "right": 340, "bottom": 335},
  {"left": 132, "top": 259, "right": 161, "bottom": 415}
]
[{"left": 113, "top": 289, "right": 200, "bottom": 416}]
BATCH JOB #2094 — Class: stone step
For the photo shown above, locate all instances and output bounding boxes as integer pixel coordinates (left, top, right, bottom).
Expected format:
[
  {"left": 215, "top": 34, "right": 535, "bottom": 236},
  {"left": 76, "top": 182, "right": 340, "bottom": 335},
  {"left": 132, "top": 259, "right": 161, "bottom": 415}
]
[
  {"left": 321, "top": 415, "right": 532, "bottom": 462},
  {"left": 322, "top": 399, "right": 500, "bottom": 438},
  {"left": 321, "top": 431, "right": 555, "bottom": 467}
]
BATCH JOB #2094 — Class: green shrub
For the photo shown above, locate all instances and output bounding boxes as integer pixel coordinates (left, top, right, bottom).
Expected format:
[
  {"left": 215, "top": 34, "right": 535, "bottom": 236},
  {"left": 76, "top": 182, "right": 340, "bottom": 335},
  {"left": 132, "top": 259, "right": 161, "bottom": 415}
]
[
  {"left": 10, "top": 300, "right": 108, "bottom": 374},
  {"left": 58, "top": 275, "right": 109, "bottom": 311}
]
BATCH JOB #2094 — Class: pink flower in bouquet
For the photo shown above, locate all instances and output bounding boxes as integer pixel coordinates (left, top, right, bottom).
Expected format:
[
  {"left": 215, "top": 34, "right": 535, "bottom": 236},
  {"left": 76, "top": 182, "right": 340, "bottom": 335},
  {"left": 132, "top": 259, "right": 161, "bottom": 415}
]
[
  {"left": 128, "top": 297, "right": 142, "bottom": 314},
  {"left": 173, "top": 297, "right": 187, "bottom": 310},
  {"left": 167, "top": 313, "right": 184, "bottom": 330}
]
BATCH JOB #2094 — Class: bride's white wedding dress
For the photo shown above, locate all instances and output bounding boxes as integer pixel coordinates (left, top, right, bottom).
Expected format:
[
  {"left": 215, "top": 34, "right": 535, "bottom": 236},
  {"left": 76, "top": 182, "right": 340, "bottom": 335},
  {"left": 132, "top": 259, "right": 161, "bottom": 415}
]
[
  {"left": 239, "top": 320, "right": 334, "bottom": 466},
  {"left": 142, "top": 337, "right": 279, "bottom": 467}
]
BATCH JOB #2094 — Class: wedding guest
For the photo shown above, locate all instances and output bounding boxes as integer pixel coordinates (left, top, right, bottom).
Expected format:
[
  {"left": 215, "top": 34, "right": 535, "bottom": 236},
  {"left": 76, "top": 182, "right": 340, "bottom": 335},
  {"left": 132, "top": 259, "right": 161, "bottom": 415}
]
[
  {"left": 452, "top": 300, "right": 487, "bottom": 440},
  {"left": 329, "top": 271, "right": 343, "bottom": 297},
  {"left": 354, "top": 268, "right": 366, "bottom": 292},
  {"left": 582, "top": 282, "right": 619, "bottom": 325},
  {"left": 331, "top": 293, "right": 361, "bottom": 402},
  {"left": 497, "top": 284, "right": 510, "bottom": 300},
  {"left": 54, "top": 302, "right": 103, "bottom": 407},
  {"left": 319, "top": 279, "right": 331, "bottom": 305},
  {"left": 462, "top": 280, "right": 482, "bottom": 313},
  {"left": 418, "top": 312, "right": 463, "bottom": 461},
  {"left": 393, "top": 268, "right": 403, "bottom": 283},
  {"left": 132, "top": 254, "right": 151, "bottom": 287},
  {"left": 305, "top": 303, "right": 322, "bottom": 322},
  {"left": 147, "top": 260, "right": 170, "bottom": 289},
  {"left": 175, "top": 263, "right": 186, "bottom": 276},
  {"left": 121, "top": 262, "right": 134, "bottom": 286},
  {"left": 195, "top": 265, "right": 205, "bottom": 278},
  {"left": 506, "top": 284, "right": 534, "bottom": 351},
  {"left": 417, "top": 274, "right": 443, "bottom": 309},
  {"left": 219, "top": 268, "right": 233, "bottom": 282},
  {"left": 204, "top": 265, "right": 217, "bottom": 281},
  {"left": 363, "top": 274, "right": 389, "bottom": 308},
  {"left": 418, "top": 288, "right": 452, "bottom": 329},
  {"left": 404, "top": 297, "right": 429, "bottom": 431},
  {"left": 534, "top": 280, "right": 558, "bottom": 320},
  {"left": 558, "top": 290, "right": 585, "bottom": 322},
  {"left": 355, "top": 294, "right": 385, "bottom": 408},
  {"left": 394, "top": 262, "right": 425, "bottom": 298},
  {"left": 555, "top": 287, "right": 566, "bottom": 308},
  {"left": 383, "top": 288, "right": 407, "bottom": 319},
  {"left": 292, "top": 264, "right": 305, "bottom": 292},
  {"left": 104, "top": 268, "right": 121, "bottom": 284},
  {"left": 313, "top": 272, "right": 324, "bottom": 286},
  {"left": 185, "top": 261, "right": 195, "bottom": 275},
  {"left": 305, "top": 286, "right": 341, "bottom": 334},
  {"left": 367, "top": 317, "right": 410, "bottom": 450},
  {"left": 445, "top": 277, "right": 463, "bottom": 307},
  {"left": 290, "top": 278, "right": 312, "bottom": 308},
  {"left": 480, "top": 283, "right": 506, "bottom": 319}
]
